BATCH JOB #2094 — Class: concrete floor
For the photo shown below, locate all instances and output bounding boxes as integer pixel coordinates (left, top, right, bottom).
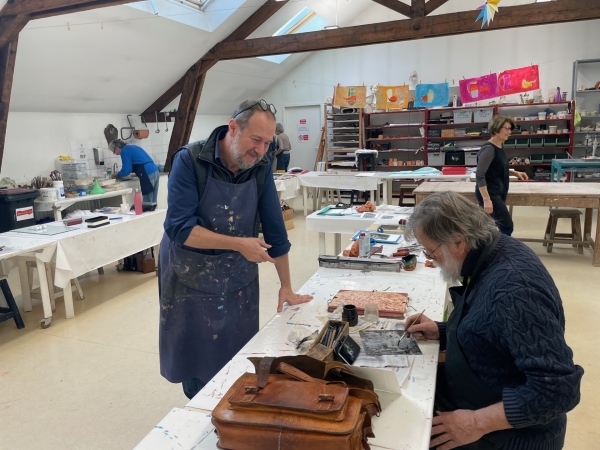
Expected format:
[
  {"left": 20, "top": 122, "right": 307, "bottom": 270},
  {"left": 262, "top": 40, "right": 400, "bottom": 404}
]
[{"left": 0, "top": 199, "right": 598, "bottom": 449}]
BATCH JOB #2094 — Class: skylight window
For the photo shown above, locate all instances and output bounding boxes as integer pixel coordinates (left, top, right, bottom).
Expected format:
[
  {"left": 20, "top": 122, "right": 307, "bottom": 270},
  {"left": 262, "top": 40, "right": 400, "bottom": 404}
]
[{"left": 258, "top": 8, "right": 328, "bottom": 64}]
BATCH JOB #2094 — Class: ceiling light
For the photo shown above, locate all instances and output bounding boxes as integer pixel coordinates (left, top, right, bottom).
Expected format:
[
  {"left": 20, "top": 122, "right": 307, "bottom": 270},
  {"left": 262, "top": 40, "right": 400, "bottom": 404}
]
[{"left": 325, "top": 0, "right": 339, "bottom": 30}]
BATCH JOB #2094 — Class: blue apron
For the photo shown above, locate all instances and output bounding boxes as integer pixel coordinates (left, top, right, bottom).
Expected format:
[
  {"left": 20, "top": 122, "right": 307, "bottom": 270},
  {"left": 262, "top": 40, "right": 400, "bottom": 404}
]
[
  {"left": 158, "top": 165, "right": 260, "bottom": 383},
  {"left": 132, "top": 162, "right": 154, "bottom": 196}
]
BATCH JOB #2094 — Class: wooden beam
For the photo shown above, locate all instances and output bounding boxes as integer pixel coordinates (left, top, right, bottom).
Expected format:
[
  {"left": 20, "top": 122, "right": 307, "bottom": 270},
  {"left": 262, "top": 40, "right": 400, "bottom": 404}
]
[
  {"left": 0, "top": 15, "right": 29, "bottom": 49},
  {"left": 371, "top": 0, "right": 410, "bottom": 18},
  {"left": 143, "top": 0, "right": 289, "bottom": 115},
  {"left": 425, "top": 0, "right": 449, "bottom": 16},
  {"left": 30, "top": 0, "right": 139, "bottom": 19},
  {"left": 205, "top": 0, "right": 600, "bottom": 61},
  {"left": 411, "top": 0, "right": 425, "bottom": 18},
  {"left": 0, "top": 0, "right": 137, "bottom": 17},
  {"left": 164, "top": 67, "right": 207, "bottom": 172},
  {"left": 0, "top": 37, "right": 19, "bottom": 172}
]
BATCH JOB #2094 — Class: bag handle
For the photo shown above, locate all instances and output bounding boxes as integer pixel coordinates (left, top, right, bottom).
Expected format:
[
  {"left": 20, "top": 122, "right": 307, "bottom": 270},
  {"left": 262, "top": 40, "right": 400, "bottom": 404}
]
[{"left": 276, "top": 362, "right": 326, "bottom": 384}]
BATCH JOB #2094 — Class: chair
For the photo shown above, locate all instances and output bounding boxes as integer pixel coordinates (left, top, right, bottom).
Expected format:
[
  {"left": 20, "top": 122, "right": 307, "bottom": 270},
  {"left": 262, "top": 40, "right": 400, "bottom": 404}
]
[
  {"left": 0, "top": 279, "right": 25, "bottom": 329},
  {"left": 544, "top": 209, "right": 584, "bottom": 254}
]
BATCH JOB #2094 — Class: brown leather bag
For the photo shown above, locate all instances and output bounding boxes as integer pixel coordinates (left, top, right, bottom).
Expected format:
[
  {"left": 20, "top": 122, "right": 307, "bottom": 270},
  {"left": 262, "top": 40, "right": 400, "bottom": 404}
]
[{"left": 211, "top": 356, "right": 381, "bottom": 450}]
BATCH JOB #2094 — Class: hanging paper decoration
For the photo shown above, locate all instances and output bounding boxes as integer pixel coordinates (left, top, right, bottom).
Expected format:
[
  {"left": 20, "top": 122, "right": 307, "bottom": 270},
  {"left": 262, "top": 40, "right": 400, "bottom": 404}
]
[
  {"left": 333, "top": 85, "right": 367, "bottom": 108},
  {"left": 459, "top": 74, "right": 499, "bottom": 103},
  {"left": 375, "top": 85, "right": 410, "bottom": 109},
  {"left": 498, "top": 65, "right": 540, "bottom": 96},
  {"left": 414, "top": 83, "right": 450, "bottom": 108},
  {"left": 476, "top": 0, "right": 501, "bottom": 29}
]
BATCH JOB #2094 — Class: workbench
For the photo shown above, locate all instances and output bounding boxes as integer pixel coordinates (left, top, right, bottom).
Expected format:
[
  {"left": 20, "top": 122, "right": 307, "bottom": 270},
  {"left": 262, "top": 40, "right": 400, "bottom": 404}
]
[
  {"left": 34, "top": 188, "right": 132, "bottom": 221},
  {"left": 550, "top": 158, "right": 600, "bottom": 182},
  {"left": 135, "top": 261, "right": 448, "bottom": 450},
  {"left": 414, "top": 181, "right": 600, "bottom": 266},
  {"left": 274, "top": 175, "right": 302, "bottom": 200}
]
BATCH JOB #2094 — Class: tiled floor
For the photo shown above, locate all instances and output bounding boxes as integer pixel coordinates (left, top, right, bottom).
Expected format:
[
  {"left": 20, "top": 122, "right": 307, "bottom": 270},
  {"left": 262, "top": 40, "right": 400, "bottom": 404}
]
[{"left": 0, "top": 199, "right": 598, "bottom": 449}]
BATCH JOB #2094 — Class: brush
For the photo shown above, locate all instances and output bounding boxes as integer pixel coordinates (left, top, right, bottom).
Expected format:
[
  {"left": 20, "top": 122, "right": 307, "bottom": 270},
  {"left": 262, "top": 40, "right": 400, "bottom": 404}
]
[{"left": 398, "top": 309, "right": 425, "bottom": 345}]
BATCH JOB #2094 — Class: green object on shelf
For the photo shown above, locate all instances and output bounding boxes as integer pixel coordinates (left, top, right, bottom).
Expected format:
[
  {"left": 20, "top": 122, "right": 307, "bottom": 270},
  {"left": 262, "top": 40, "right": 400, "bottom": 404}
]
[{"left": 89, "top": 179, "right": 106, "bottom": 195}]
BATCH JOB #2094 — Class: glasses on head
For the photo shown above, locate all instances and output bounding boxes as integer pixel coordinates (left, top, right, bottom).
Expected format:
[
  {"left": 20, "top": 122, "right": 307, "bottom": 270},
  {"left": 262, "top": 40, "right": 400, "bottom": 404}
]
[
  {"left": 423, "top": 243, "right": 442, "bottom": 260},
  {"left": 232, "top": 99, "right": 277, "bottom": 119}
]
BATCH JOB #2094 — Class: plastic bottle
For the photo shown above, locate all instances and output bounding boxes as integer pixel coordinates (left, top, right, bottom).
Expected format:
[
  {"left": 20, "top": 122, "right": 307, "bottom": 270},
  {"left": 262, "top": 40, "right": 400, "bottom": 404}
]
[
  {"left": 134, "top": 189, "right": 143, "bottom": 215},
  {"left": 358, "top": 232, "right": 370, "bottom": 257}
]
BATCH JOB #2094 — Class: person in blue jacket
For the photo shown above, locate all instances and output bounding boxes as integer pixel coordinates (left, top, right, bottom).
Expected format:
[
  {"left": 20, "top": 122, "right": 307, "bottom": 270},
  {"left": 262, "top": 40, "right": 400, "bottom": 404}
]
[
  {"left": 158, "top": 99, "right": 313, "bottom": 400},
  {"left": 110, "top": 140, "right": 160, "bottom": 203}
]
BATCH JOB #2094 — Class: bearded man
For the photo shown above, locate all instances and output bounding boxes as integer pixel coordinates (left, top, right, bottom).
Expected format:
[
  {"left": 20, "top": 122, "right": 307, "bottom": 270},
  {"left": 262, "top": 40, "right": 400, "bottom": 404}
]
[
  {"left": 403, "top": 191, "right": 582, "bottom": 450},
  {"left": 158, "top": 99, "right": 312, "bottom": 399}
]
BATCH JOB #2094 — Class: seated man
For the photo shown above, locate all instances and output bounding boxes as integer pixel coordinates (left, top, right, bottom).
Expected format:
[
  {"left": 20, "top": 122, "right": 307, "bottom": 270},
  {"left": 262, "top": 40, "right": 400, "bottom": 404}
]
[{"left": 404, "top": 191, "right": 583, "bottom": 450}]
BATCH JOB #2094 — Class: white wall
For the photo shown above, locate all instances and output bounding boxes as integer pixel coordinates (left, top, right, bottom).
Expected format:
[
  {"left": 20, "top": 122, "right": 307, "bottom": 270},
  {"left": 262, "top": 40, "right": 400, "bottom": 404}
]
[
  {"left": 0, "top": 113, "right": 230, "bottom": 185},
  {"left": 261, "top": 20, "right": 600, "bottom": 114}
]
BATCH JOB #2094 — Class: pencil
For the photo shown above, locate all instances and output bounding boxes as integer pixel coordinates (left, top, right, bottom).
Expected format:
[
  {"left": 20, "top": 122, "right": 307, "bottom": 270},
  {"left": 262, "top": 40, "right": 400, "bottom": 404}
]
[{"left": 398, "top": 309, "right": 425, "bottom": 345}]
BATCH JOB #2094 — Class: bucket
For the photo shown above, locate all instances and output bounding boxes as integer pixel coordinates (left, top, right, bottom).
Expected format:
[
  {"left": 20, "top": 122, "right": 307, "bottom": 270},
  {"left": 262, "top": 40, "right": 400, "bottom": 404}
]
[
  {"left": 53, "top": 180, "right": 64, "bottom": 198},
  {"left": 548, "top": 126, "right": 558, "bottom": 134},
  {"left": 538, "top": 112, "right": 547, "bottom": 120},
  {"left": 39, "top": 187, "right": 58, "bottom": 201}
]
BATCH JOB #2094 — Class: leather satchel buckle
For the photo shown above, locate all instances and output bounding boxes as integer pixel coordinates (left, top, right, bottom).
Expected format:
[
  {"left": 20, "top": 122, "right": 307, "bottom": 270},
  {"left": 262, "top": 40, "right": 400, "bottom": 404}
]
[
  {"left": 245, "top": 386, "right": 259, "bottom": 394},
  {"left": 318, "top": 394, "right": 334, "bottom": 402}
]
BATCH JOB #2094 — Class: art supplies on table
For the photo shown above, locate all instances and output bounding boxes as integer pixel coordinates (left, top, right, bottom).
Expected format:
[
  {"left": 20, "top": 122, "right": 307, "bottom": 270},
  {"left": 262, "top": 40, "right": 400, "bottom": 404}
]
[
  {"left": 328, "top": 290, "right": 409, "bottom": 319},
  {"left": 359, "top": 330, "right": 422, "bottom": 356},
  {"left": 318, "top": 255, "right": 402, "bottom": 272},
  {"left": 317, "top": 205, "right": 351, "bottom": 216},
  {"left": 85, "top": 215, "right": 109, "bottom": 228},
  {"left": 351, "top": 230, "right": 402, "bottom": 244},
  {"left": 93, "top": 206, "right": 121, "bottom": 214},
  {"left": 306, "top": 320, "right": 349, "bottom": 362},
  {"left": 12, "top": 224, "right": 78, "bottom": 236},
  {"left": 63, "top": 218, "right": 83, "bottom": 226}
]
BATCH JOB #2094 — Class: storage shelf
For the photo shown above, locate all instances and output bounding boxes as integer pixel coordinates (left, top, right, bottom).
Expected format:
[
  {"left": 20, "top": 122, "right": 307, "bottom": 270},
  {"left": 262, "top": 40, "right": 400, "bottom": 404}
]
[
  {"left": 428, "top": 106, "right": 494, "bottom": 112},
  {"left": 516, "top": 118, "right": 570, "bottom": 123},
  {"left": 365, "top": 124, "right": 424, "bottom": 129},
  {"left": 427, "top": 135, "right": 489, "bottom": 140},
  {"left": 427, "top": 122, "right": 488, "bottom": 127},
  {"left": 327, "top": 113, "right": 360, "bottom": 116},
  {"left": 576, "top": 91, "right": 600, "bottom": 94},
  {"left": 369, "top": 110, "right": 425, "bottom": 115},
  {"left": 504, "top": 147, "right": 571, "bottom": 150},
  {"left": 497, "top": 102, "right": 571, "bottom": 107},
  {"left": 367, "top": 137, "right": 424, "bottom": 141}
]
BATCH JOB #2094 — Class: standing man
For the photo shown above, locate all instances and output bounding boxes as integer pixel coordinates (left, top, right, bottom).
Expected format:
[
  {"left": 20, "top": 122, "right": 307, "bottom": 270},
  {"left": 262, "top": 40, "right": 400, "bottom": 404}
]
[
  {"left": 275, "top": 123, "right": 291, "bottom": 171},
  {"left": 159, "top": 99, "right": 312, "bottom": 400},
  {"left": 110, "top": 139, "right": 160, "bottom": 203}
]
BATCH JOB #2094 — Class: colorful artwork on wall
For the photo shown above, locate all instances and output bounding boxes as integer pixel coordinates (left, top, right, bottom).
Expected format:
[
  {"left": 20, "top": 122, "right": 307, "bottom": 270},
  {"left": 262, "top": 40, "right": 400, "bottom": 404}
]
[
  {"left": 375, "top": 85, "right": 410, "bottom": 109},
  {"left": 476, "top": 0, "right": 501, "bottom": 28},
  {"left": 498, "top": 65, "right": 540, "bottom": 96},
  {"left": 333, "top": 85, "right": 367, "bottom": 108},
  {"left": 459, "top": 74, "right": 499, "bottom": 103},
  {"left": 414, "top": 83, "right": 450, "bottom": 108}
]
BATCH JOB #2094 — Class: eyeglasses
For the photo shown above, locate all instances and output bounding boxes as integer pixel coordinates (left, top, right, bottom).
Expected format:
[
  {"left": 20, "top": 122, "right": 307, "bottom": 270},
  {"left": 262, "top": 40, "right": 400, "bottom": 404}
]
[
  {"left": 501, "top": 126, "right": 512, "bottom": 131},
  {"left": 232, "top": 99, "right": 277, "bottom": 119},
  {"left": 423, "top": 243, "right": 442, "bottom": 260}
]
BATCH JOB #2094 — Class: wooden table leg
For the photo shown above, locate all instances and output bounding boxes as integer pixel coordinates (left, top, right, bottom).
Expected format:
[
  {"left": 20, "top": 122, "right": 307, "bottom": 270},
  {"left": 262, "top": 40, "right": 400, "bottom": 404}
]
[{"left": 17, "top": 259, "right": 32, "bottom": 312}]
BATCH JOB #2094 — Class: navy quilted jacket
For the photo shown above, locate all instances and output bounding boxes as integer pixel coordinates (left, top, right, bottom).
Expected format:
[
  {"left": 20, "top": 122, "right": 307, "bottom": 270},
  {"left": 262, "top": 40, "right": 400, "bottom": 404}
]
[{"left": 438, "top": 234, "right": 583, "bottom": 450}]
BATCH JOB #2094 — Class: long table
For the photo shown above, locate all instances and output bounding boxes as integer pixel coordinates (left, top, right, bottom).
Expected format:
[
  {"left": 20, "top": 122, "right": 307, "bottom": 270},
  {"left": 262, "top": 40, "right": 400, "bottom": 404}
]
[
  {"left": 0, "top": 210, "right": 166, "bottom": 326},
  {"left": 414, "top": 181, "right": 600, "bottom": 266},
  {"left": 136, "top": 261, "right": 449, "bottom": 450}
]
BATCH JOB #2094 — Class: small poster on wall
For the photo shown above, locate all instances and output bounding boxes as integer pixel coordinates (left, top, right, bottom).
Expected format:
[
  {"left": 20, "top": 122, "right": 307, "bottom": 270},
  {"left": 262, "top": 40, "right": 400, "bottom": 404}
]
[
  {"left": 459, "top": 74, "right": 499, "bottom": 103},
  {"left": 375, "top": 85, "right": 410, "bottom": 109},
  {"left": 333, "top": 85, "right": 367, "bottom": 108},
  {"left": 414, "top": 83, "right": 450, "bottom": 108},
  {"left": 498, "top": 65, "right": 539, "bottom": 96},
  {"left": 297, "top": 122, "right": 309, "bottom": 141}
]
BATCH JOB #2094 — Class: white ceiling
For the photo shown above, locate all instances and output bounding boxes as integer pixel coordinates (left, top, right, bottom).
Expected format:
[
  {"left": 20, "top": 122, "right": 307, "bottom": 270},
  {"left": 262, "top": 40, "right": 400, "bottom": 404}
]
[{"left": 9, "top": 0, "right": 537, "bottom": 115}]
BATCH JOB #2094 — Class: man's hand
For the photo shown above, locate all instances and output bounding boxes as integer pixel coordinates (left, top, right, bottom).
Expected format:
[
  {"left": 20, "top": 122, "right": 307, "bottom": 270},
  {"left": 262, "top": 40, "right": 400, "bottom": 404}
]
[
  {"left": 277, "top": 286, "right": 313, "bottom": 313},
  {"left": 430, "top": 410, "right": 485, "bottom": 449},
  {"left": 235, "top": 238, "right": 276, "bottom": 263},
  {"left": 515, "top": 171, "right": 529, "bottom": 181},
  {"left": 405, "top": 313, "right": 439, "bottom": 340}
]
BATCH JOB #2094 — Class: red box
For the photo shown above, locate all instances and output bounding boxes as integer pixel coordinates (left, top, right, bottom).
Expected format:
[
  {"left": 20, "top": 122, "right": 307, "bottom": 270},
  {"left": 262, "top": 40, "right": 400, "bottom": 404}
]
[{"left": 442, "top": 166, "right": 468, "bottom": 175}]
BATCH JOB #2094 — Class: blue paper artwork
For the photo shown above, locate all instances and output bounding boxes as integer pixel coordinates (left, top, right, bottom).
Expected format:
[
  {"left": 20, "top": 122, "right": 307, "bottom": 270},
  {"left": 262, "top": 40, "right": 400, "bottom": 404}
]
[{"left": 414, "top": 83, "right": 450, "bottom": 108}]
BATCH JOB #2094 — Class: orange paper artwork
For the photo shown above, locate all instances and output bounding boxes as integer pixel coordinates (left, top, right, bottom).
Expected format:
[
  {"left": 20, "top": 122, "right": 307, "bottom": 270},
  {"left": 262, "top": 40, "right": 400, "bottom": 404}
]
[
  {"left": 375, "top": 85, "right": 409, "bottom": 109},
  {"left": 333, "top": 85, "right": 367, "bottom": 108},
  {"left": 328, "top": 290, "right": 409, "bottom": 319}
]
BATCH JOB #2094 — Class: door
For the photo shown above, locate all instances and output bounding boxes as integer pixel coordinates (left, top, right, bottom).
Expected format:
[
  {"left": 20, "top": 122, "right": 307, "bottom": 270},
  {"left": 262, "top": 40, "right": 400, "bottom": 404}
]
[{"left": 284, "top": 105, "right": 322, "bottom": 171}]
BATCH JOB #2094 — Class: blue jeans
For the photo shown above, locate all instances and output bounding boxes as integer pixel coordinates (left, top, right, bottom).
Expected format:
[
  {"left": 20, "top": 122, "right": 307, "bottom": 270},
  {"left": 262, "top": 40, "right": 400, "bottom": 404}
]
[
  {"left": 143, "top": 170, "right": 160, "bottom": 203},
  {"left": 281, "top": 153, "right": 290, "bottom": 171}
]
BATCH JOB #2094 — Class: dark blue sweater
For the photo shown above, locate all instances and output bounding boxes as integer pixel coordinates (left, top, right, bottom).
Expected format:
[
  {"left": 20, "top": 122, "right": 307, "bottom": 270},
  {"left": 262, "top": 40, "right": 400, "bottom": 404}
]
[{"left": 438, "top": 234, "right": 583, "bottom": 450}]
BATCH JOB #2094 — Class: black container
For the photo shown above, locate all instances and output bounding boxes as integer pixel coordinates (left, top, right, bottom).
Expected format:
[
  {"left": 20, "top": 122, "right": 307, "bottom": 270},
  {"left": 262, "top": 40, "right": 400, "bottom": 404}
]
[
  {"left": 444, "top": 151, "right": 465, "bottom": 165},
  {"left": 342, "top": 304, "right": 358, "bottom": 327},
  {"left": 0, "top": 189, "right": 39, "bottom": 232}
]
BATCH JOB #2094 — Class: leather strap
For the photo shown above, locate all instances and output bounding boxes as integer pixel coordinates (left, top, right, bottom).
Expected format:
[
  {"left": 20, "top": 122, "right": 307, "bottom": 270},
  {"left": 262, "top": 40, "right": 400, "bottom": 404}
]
[
  {"left": 277, "top": 362, "right": 326, "bottom": 384},
  {"left": 257, "top": 357, "right": 275, "bottom": 389}
]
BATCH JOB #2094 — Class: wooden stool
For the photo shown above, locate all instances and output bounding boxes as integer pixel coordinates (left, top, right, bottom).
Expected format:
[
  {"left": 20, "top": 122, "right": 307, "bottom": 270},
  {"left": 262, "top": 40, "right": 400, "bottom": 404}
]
[
  {"left": 0, "top": 279, "right": 25, "bottom": 329},
  {"left": 544, "top": 209, "right": 584, "bottom": 254}
]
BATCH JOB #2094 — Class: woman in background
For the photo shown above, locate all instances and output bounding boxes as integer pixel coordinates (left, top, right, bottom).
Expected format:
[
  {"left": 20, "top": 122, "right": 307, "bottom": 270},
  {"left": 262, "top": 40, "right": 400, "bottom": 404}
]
[{"left": 275, "top": 123, "right": 291, "bottom": 172}]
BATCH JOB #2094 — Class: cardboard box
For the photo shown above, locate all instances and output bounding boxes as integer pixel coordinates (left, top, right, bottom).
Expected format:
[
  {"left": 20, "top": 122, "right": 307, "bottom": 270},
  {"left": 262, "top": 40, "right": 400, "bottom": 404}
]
[
  {"left": 441, "top": 129, "right": 456, "bottom": 138},
  {"left": 306, "top": 320, "right": 349, "bottom": 362},
  {"left": 281, "top": 201, "right": 294, "bottom": 230}
]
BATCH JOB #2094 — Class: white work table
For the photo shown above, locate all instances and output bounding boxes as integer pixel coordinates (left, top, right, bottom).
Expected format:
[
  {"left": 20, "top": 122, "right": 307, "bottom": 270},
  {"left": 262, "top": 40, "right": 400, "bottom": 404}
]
[
  {"left": 274, "top": 175, "right": 302, "bottom": 201},
  {"left": 306, "top": 207, "right": 413, "bottom": 255},
  {"left": 298, "top": 172, "right": 384, "bottom": 216},
  {"left": 136, "top": 262, "right": 447, "bottom": 450},
  {"left": 0, "top": 209, "right": 165, "bottom": 327},
  {"left": 34, "top": 188, "right": 132, "bottom": 221}
]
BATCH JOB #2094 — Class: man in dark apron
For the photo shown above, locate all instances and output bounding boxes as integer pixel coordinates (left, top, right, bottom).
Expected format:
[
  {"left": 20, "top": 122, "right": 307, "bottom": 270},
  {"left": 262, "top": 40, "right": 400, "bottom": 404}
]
[
  {"left": 159, "top": 99, "right": 312, "bottom": 400},
  {"left": 403, "top": 191, "right": 583, "bottom": 450},
  {"left": 110, "top": 139, "right": 160, "bottom": 203}
]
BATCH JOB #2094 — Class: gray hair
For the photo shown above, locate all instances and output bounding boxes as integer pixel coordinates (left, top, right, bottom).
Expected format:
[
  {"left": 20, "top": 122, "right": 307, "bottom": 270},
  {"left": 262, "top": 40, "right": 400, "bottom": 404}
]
[
  {"left": 109, "top": 139, "right": 126, "bottom": 152},
  {"left": 231, "top": 100, "right": 275, "bottom": 130},
  {"left": 276, "top": 123, "right": 284, "bottom": 133},
  {"left": 405, "top": 191, "right": 499, "bottom": 250}
]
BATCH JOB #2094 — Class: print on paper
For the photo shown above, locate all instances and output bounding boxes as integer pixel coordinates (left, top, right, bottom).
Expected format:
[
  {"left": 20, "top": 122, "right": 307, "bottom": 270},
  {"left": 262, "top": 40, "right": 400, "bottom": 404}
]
[
  {"left": 333, "top": 86, "right": 367, "bottom": 108},
  {"left": 414, "top": 83, "right": 450, "bottom": 108},
  {"left": 497, "top": 65, "right": 540, "bottom": 96},
  {"left": 459, "top": 74, "right": 499, "bottom": 103},
  {"left": 375, "top": 85, "right": 410, "bottom": 109}
]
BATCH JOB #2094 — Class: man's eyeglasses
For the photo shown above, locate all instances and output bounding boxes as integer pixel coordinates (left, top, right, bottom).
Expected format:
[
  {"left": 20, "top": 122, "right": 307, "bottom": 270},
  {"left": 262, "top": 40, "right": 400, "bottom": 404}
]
[
  {"left": 423, "top": 243, "right": 442, "bottom": 260},
  {"left": 232, "top": 99, "right": 277, "bottom": 119}
]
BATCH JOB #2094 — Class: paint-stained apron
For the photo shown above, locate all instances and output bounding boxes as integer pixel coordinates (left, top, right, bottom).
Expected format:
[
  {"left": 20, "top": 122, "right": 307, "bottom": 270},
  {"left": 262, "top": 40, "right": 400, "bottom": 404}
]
[{"left": 158, "top": 166, "right": 260, "bottom": 383}]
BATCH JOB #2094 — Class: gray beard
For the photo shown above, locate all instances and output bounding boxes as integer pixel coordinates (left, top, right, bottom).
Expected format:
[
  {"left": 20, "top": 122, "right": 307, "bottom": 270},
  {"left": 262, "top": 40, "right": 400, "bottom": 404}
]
[
  {"left": 230, "top": 132, "right": 263, "bottom": 170},
  {"left": 437, "top": 246, "right": 463, "bottom": 283}
]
